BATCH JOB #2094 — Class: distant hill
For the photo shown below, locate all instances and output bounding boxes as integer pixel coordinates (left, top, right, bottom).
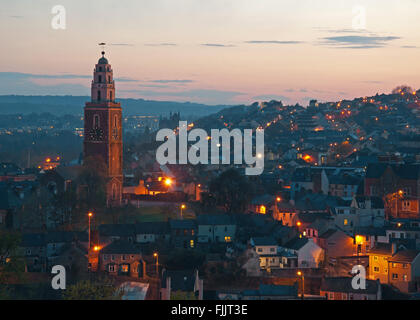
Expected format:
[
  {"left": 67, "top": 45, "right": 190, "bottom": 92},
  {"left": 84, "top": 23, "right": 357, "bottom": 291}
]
[{"left": 0, "top": 95, "right": 230, "bottom": 118}]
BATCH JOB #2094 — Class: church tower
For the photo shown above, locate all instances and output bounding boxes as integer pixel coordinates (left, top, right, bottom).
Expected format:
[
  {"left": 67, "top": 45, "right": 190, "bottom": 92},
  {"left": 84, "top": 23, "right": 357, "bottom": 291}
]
[{"left": 83, "top": 50, "right": 123, "bottom": 206}]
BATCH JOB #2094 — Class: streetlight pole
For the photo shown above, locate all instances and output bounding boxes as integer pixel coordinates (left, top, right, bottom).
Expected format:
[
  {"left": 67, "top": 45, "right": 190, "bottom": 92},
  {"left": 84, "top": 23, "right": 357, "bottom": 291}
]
[
  {"left": 297, "top": 271, "right": 304, "bottom": 300},
  {"left": 153, "top": 252, "right": 159, "bottom": 276},
  {"left": 88, "top": 212, "right": 93, "bottom": 249}
]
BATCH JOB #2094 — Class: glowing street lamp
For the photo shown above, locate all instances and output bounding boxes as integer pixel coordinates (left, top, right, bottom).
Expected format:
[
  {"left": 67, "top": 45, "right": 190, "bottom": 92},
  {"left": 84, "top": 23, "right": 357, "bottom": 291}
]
[
  {"left": 276, "top": 197, "right": 282, "bottom": 202},
  {"left": 180, "top": 204, "right": 186, "bottom": 219},
  {"left": 165, "top": 178, "right": 172, "bottom": 186}
]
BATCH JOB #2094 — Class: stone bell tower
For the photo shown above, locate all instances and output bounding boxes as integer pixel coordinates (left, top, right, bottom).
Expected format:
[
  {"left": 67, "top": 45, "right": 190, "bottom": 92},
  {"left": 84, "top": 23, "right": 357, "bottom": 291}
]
[{"left": 83, "top": 50, "right": 123, "bottom": 206}]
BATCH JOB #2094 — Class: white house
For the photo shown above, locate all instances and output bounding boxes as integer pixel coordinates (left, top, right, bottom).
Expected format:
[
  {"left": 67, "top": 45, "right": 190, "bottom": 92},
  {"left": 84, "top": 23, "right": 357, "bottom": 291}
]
[{"left": 280, "top": 237, "right": 324, "bottom": 269}]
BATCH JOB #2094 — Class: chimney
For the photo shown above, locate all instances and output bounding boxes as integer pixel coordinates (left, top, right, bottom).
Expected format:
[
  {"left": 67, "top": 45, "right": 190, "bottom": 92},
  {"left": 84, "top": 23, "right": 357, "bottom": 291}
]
[{"left": 392, "top": 242, "right": 397, "bottom": 255}]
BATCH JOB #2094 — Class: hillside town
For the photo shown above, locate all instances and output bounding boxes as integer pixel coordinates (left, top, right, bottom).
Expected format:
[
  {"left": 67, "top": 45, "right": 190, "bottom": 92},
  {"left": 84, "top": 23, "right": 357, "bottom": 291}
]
[{"left": 1, "top": 76, "right": 420, "bottom": 299}]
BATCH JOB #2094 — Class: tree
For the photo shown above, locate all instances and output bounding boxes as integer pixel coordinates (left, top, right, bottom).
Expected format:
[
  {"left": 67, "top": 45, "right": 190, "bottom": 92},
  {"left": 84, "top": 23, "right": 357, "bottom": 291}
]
[
  {"left": 76, "top": 155, "right": 107, "bottom": 210},
  {"left": 0, "top": 231, "right": 25, "bottom": 285},
  {"left": 62, "top": 278, "right": 122, "bottom": 300},
  {"left": 209, "top": 168, "right": 254, "bottom": 213}
]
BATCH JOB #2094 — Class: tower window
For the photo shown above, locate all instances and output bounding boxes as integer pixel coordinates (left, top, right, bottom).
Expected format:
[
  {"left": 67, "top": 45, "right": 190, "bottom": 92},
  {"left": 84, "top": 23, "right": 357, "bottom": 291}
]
[
  {"left": 98, "top": 75, "right": 102, "bottom": 83},
  {"left": 112, "top": 184, "right": 117, "bottom": 200},
  {"left": 98, "top": 66, "right": 103, "bottom": 72},
  {"left": 108, "top": 76, "right": 111, "bottom": 83},
  {"left": 97, "top": 90, "right": 101, "bottom": 101},
  {"left": 93, "top": 114, "right": 100, "bottom": 128},
  {"left": 110, "top": 91, "right": 113, "bottom": 101},
  {"left": 114, "top": 115, "right": 118, "bottom": 127}
]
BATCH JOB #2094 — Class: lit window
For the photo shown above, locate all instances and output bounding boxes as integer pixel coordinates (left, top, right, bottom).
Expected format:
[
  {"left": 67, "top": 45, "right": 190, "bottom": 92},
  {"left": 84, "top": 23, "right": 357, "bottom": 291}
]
[
  {"left": 190, "top": 240, "right": 194, "bottom": 248},
  {"left": 344, "top": 219, "right": 348, "bottom": 226},
  {"left": 225, "top": 236, "right": 231, "bottom": 243},
  {"left": 260, "top": 206, "right": 266, "bottom": 214},
  {"left": 120, "top": 265, "right": 129, "bottom": 273}
]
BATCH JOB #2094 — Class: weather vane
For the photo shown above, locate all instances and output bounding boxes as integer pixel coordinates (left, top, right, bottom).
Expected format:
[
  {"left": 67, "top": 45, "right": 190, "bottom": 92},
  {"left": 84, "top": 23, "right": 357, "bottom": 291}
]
[{"left": 99, "top": 42, "right": 106, "bottom": 56}]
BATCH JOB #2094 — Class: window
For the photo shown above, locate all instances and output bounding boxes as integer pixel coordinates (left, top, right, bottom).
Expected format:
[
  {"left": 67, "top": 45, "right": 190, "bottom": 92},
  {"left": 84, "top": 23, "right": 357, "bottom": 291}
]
[
  {"left": 98, "top": 75, "right": 102, "bottom": 83},
  {"left": 403, "top": 274, "right": 408, "bottom": 281},
  {"left": 25, "top": 249, "right": 31, "bottom": 256},
  {"left": 270, "top": 247, "right": 275, "bottom": 252},
  {"left": 402, "top": 201, "right": 411, "bottom": 211},
  {"left": 122, "top": 255, "right": 126, "bottom": 261},
  {"left": 93, "top": 114, "right": 100, "bottom": 128},
  {"left": 110, "top": 91, "right": 113, "bottom": 101},
  {"left": 190, "top": 240, "right": 194, "bottom": 248},
  {"left": 344, "top": 219, "right": 348, "bottom": 226},
  {"left": 108, "top": 76, "right": 111, "bottom": 83},
  {"left": 374, "top": 256, "right": 378, "bottom": 261},
  {"left": 328, "top": 292, "right": 334, "bottom": 300},
  {"left": 111, "top": 255, "right": 115, "bottom": 261},
  {"left": 103, "top": 255, "right": 108, "bottom": 261},
  {"left": 109, "top": 265, "right": 115, "bottom": 272},
  {"left": 402, "top": 263, "right": 408, "bottom": 269},
  {"left": 374, "top": 266, "right": 380, "bottom": 273},
  {"left": 120, "top": 265, "right": 129, "bottom": 273},
  {"left": 392, "top": 273, "right": 398, "bottom": 280},
  {"left": 97, "top": 90, "right": 101, "bottom": 101},
  {"left": 403, "top": 187, "right": 411, "bottom": 197},
  {"left": 225, "top": 236, "right": 231, "bottom": 243},
  {"left": 257, "top": 248, "right": 263, "bottom": 253}
]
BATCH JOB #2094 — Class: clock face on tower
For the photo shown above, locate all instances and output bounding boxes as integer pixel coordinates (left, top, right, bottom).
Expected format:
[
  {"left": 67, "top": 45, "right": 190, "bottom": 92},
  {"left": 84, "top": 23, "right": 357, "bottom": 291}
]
[{"left": 88, "top": 128, "right": 104, "bottom": 141}]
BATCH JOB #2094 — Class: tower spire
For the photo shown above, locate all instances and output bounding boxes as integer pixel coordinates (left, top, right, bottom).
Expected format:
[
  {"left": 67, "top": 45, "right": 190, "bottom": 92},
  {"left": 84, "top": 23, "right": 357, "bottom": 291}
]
[{"left": 99, "top": 42, "right": 106, "bottom": 57}]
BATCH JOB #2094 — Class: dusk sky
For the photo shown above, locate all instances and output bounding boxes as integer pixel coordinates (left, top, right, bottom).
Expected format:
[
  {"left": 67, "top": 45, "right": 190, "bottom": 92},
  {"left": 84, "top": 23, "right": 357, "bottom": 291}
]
[{"left": 1, "top": 0, "right": 420, "bottom": 105}]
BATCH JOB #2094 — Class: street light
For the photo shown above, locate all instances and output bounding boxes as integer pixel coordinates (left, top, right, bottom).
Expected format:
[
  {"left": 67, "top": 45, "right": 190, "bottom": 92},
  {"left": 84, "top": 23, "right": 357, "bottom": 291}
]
[
  {"left": 180, "top": 204, "right": 186, "bottom": 220},
  {"left": 153, "top": 252, "right": 159, "bottom": 276},
  {"left": 88, "top": 212, "right": 93, "bottom": 249},
  {"left": 297, "top": 271, "right": 304, "bottom": 300}
]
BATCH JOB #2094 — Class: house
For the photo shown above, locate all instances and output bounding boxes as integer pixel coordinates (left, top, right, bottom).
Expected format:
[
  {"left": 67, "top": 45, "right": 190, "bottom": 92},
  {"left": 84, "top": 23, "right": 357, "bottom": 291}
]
[
  {"left": 160, "top": 269, "right": 203, "bottom": 300},
  {"left": 273, "top": 201, "right": 298, "bottom": 226},
  {"left": 364, "top": 163, "right": 420, "bottom": 219},
  {"left": 332, "top": 196, "right": 385, "bottom": 232},
  {"left": 21, "top": 231, "right": 88, "bottom": 272},
  {"left": 241, "top": 283, "right": 299, "bottom": 300},
  {"left": 21, "top": 233, "right": 47, "bottom": 272},
  {"left": 98, "top": 224, "right": 136, "bottom": 245},
  {"left": 320, "top": 277, "right": 381, "bottom": 300},
  {"left": 197, "top": 214, "right": 236, "bottom": 243},
  {"left": 328, "top": 173, "right": 361, "bottom": 200},
  {"left": 249, "top": 194, "right": 274, "bottom": 215},
  {"left": 250, "top": 237, "right": 281, "bottom": 270},
  {"left": 169, "top": 219, "right": 197, "bottom": 249},
  {"left": 317, "top": 229, "right": 357, "bottom": 259},
  {"left": 368, "top": 242, "right": 420, "bottom": 293},
  {"left": 98, "top": 240, "right": 144, "bottom": 277},
  {"left": 280, "top": 237, "right": 324, "bottom": 269},
  {"left": 388, "top": 249, "right": 420, "bottom": 293},
  {"left": 134, "top": 222, "right": 170, "bottom": 243},
  {"left": 45, "top": 231, "right": 88, "bottom": 270}
]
